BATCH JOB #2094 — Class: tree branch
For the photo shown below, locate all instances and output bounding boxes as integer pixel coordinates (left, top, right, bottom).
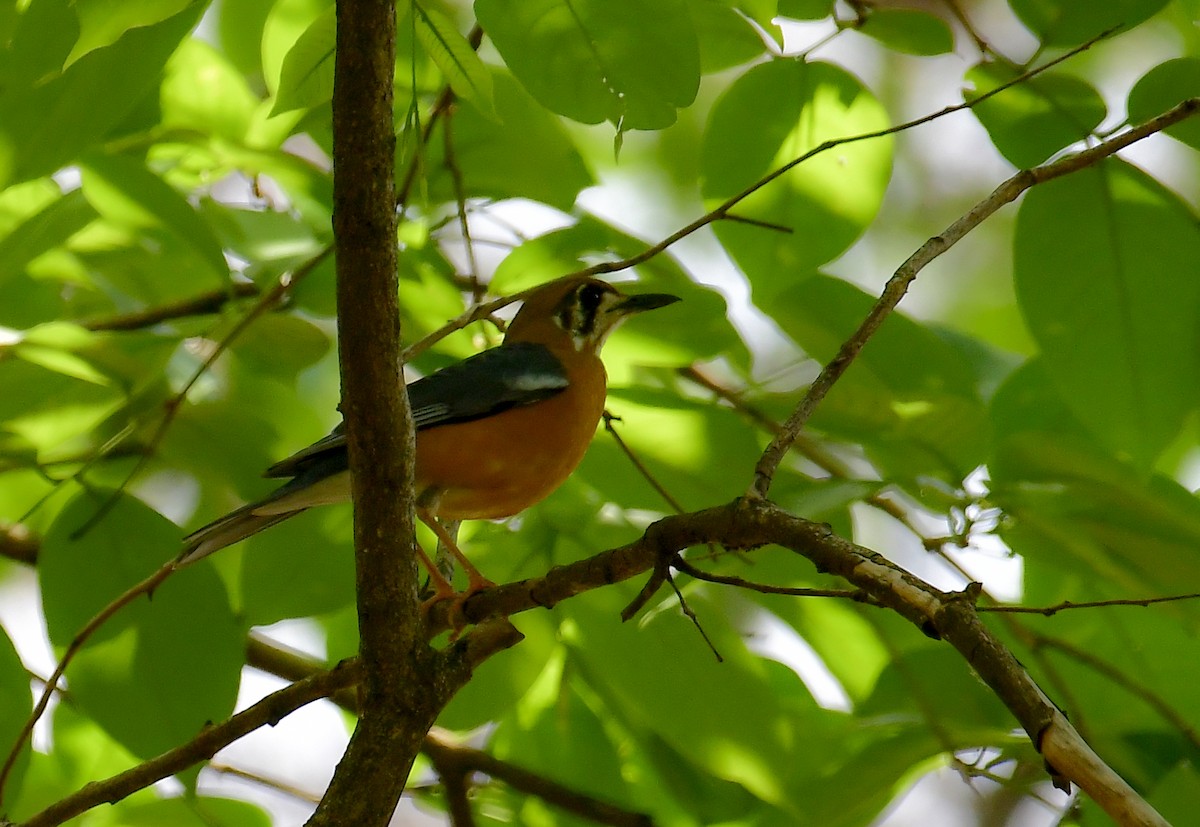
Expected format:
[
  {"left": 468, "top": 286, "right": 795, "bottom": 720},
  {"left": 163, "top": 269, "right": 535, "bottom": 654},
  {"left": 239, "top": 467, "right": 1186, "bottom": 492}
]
[
  {"left": 0, "top": 522, "right": 37, "bottom": 566},
  {"left": 304, "top": 0, "right": 435, "bottom": 824},
  {"left": 425, "top": 498, "right": 1166, "bottom": 826}
]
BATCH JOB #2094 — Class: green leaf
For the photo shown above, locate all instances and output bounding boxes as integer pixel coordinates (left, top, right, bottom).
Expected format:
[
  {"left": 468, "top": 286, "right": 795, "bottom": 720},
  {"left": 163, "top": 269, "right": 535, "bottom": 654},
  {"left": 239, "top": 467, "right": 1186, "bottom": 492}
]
[
  {"left": 439, "top": 613, "right": 559, "bottom": 730},
  {"left": 64, "top": 0, "right": 195, "bottom": 68},
  {"left": 13, "top": 323, "right": 111, "bottom": 386},
  {"left": 238, "top": 506, "right": 355, "bottom": 626},
  {"left": 474, "top": 0, "right": 700, "bottom": 129},
  {"left": 4, "top": 702, "right": 145, "bottom": 820},
  {"left": 854, "top": 8, "right": 954, "bottom": 56},
  {"left": 729, "top": 0, "right": 783, "bottom": 45},
  {"left": 199, "top": 198, "right": 325, "bottom": 276},
  {"left": 1127, "top": 57, "right": 1200, "bottom": 151},
  {"left": 770, "top": 275, "right": 990, "bottom": 482},
  {"left": 777, "top": 0, "right": 833, "bottom": 20},
  {"left": 161, "top": 39, "right": 261, "bottom": 141},
  {"left": 40, "top": 492, "right": 243, "bottom": 759},
  {"left": 1010, "top": 0, "right": 1169, "bottom": 46},
  {"left": 0, "top": 189, "right": 97, "bottom": 291},
  {"left": 231, "top": 314, "right": 331, "bottom": 378},
  {"left": 492, "top": 673, "right": 634, "bottom": 820},
  {"left": 966, "top": 64, "right": 1106, "bottom": 168},
  {"left": 215, "top": 0, "right": 275, "bottom": 81},
  {"left": 701, "top": 60, "right": 892, "bottom": 290},
  {"left": 635, "top": 733, "right": 765, "bottom": 822},
  {"left": 567, "top": 594, "right": 801, "bottom": 811},
  {"left": 1013, "top": 160, "right": 1200, "bottom": 467},
  {"left": 861, "top": 648, "right": 1012, "bottom": 732},
  {"left": 270, "top": 3, "right": 335, "bottom": 115},
  {"left": 690, "top": 0, "right": 767, "bottom": 73},
  {"left": 0, "top": 351, "right": 124, "bottom": 458},
  {"left": 991, "top": 361, "right": 1200, "bottom": 597},
  {"left": 1, "top": 0, "right": 79, "bottom": 93},
  {"left": 0, "top": 624, "right": 31, "bottom": 807},
  {"left": 108, "top": 795, "right": 272, "bottom": 826},
  {"left": 0, "top": 1, "right": 205, "bottom": 187},
  {"left": 580, "top": 389, "right": 761, "bottom": 510},
  {"left": 420, "top": 70, "right": 593, "bottom": 210},
  {"left": 1150, "top": 762, "right": 1200, "bottom": 827},
  {"left": 79, "top": 154, "right": 228, "bottom": 281},
  {"left": 771, "top": 596, "right": 888, "bottom": 704},
  {"left": 260, "top": 0, "right": 331, "bottom": 93},
  {"left": 413, "top": 3, "right": 495, "bottom": 119}
]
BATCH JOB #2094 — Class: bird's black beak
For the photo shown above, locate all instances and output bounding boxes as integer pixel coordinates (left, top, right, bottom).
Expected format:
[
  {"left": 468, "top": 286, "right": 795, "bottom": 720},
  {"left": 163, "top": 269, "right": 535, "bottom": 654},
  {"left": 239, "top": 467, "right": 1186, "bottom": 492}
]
[{"left": 614, "top": 292, "right": 681, "bottom": 315}]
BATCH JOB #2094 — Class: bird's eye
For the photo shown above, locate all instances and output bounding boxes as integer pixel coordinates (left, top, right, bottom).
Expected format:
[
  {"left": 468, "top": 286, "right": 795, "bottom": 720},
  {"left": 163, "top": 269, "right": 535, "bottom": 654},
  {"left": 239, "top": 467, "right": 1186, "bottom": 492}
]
[{"left": 578, "top": 283, "right": 607, "bottom": 311}]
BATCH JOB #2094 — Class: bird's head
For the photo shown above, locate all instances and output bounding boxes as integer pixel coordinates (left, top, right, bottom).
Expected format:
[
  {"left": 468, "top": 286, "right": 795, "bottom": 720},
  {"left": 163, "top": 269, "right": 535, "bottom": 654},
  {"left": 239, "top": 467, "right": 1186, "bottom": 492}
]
[{"left": 505, "top": 277, "right": 680, "bottom": 353}]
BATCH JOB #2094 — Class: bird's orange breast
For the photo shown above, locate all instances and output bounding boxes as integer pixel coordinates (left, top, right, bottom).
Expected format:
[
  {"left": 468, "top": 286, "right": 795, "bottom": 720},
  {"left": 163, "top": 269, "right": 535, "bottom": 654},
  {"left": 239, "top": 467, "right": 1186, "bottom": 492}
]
[{"left": 414, "top": 358, "right": 607, "bottom": 520}]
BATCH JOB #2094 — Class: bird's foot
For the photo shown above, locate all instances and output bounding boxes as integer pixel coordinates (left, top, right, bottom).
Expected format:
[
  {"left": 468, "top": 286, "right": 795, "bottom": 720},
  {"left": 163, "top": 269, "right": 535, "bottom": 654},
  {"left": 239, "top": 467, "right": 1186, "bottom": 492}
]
[{"left": 420, "top": 573, "right": 496, "bottom": 640}]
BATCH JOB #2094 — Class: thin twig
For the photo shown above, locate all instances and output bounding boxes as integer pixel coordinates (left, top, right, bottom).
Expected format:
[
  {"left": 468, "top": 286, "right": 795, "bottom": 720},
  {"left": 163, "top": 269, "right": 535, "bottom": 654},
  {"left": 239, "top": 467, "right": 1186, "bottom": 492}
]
[
  {"left": 671, "top": 554, "right": 867, "bottom": 601},
  {"left": 441, "top": 103, "right": 483, "bottom": 304},
  {"left": 80, "top": 282, "right": 262, "bottom": 331},
  {"left": 602, "top": 412, "right": 688, "bottom": 514},
  {"left": 397, "top": 25, "right": 483, "bottom": 210},
  {"left": 664, "top": 568, "right": 724, "bottom": 662},
  {"left": 206, "top": 762, "right": 322, "bottom": 805},
  {"left": 980, "top": 594, "right": 1200, "bottom": 615},
  {"left": 943, "top": 0, "right": 992, "bottom": 56},
  {"left": 721, "top": 213, "right": 794, "bottom": 233}
]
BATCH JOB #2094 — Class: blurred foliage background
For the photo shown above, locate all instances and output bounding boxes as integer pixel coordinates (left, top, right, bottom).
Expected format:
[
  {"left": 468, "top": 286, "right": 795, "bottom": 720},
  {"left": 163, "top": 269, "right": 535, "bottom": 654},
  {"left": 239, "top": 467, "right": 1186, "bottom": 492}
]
[{"left": 1, "top": 0, "right": 1199, "bottom": 824}]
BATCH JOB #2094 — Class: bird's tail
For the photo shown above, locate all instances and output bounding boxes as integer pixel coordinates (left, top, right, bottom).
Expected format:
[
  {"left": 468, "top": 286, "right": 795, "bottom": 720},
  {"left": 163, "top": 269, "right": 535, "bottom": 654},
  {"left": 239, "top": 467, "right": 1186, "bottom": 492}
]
[{"left": 178, "top": 502, "right": 304, "bottom": 566}]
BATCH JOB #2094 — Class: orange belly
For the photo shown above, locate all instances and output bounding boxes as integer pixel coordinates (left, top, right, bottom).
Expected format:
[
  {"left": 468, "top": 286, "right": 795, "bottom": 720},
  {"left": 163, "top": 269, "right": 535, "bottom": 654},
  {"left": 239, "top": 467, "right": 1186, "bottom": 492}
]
[{"left": 414, "top": 374, "right": 606, "bottom": 520}]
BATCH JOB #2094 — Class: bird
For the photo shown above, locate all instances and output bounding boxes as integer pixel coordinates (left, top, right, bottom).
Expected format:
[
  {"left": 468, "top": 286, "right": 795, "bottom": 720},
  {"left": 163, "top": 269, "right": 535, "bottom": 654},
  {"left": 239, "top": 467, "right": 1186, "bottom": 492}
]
[{"left": 178, "top": 276, "right": 680, "bottom": 607}]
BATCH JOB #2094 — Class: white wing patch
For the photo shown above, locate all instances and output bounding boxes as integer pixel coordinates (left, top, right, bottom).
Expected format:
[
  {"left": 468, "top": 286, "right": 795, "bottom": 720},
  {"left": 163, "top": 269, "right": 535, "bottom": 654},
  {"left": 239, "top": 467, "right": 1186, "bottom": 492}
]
[{"left": 509, "top": 371, "right": 570, "bottom": 392}]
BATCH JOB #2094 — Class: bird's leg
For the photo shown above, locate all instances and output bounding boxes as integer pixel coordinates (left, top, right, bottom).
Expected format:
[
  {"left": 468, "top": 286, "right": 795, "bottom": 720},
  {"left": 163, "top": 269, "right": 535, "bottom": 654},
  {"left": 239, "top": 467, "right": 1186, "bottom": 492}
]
[
  {"left": 418, "top": 509, "right": 495, "bottom": 594},
  {"left": 417, "top": 507, "right": 495, "bottom": 627},
  {"left": 432, "top": 518, "right": 461, "bottom": 585},
  {"left": 412, "top": 538, "right": 457, "bottom": 604}
]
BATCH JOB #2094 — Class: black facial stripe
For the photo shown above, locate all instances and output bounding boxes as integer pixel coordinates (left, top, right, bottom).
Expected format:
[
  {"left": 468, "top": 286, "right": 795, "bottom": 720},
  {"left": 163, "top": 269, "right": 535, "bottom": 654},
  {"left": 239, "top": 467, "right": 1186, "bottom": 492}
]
[
  {"left": 573, "top": 283, "right": 609, "bottom": 336},
  {"left": 554, "top": 283, "right": 612, "bottom": 337},
  {"left": 555, "top": 302, "right": 575, "bottom": 332}
]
